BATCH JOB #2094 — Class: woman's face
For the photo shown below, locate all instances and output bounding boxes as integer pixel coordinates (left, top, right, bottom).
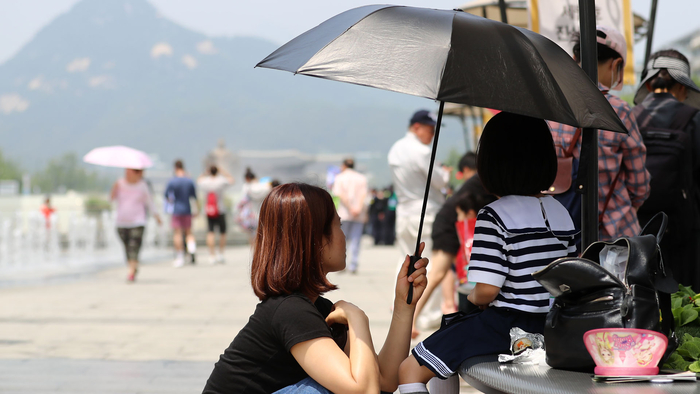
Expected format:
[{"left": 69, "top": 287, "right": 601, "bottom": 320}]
[
  {"left": 321, "top": 214, "right": 346, "bottom": 274},
  {"left": 125, "top": 168, "right": 143, "bottom": 182}
]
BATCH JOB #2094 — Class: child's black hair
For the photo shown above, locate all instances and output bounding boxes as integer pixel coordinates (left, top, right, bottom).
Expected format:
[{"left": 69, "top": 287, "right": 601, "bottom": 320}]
[
  {"left": 476, "top": 112, "right": 557, "bottom": 197},
  {"left": 455, "top": 192, "right": 497, "bottom": 215}
]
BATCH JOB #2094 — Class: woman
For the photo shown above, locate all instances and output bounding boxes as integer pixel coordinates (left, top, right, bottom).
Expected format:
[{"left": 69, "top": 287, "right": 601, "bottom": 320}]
[
  {"left": 111, "top": 168, "right": 161, "bottom": 282},
  {"left": 203, "top": 183, "right": 429, "bottom": 394}
]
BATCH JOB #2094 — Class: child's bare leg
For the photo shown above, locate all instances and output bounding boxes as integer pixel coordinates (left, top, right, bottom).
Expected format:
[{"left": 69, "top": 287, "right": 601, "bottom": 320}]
[{"left": 398, "top": 355, "right": 436, "bottom": 393}]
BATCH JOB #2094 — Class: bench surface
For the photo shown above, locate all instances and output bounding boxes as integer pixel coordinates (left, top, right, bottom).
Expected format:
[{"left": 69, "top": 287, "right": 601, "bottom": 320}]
[{"left": 459, "top": 355, "right": 700, "bottom": 394}]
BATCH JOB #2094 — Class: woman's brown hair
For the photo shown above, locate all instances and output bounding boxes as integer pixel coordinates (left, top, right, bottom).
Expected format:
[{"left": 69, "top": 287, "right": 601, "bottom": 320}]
[{"left": 251, "top": 183, "right": 338, "bottom": 301}]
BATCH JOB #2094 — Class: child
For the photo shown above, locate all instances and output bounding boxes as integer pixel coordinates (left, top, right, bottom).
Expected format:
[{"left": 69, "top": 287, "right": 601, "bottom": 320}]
[
  {"left": 397, "top": 112, "right": 578, "bottom": 393},
  {"left": 203, "top": 183, "right": 429, "bottom": 394},
  {"left": 454, "top": 192, "right": 496, "bottom": 310}
]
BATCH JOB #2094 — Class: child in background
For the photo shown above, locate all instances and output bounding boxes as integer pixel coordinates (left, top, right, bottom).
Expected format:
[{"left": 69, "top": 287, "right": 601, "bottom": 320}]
[
  {"left": 454, "top": 192, "right": 496, "bottom": 312},
  {"left": 397, "top": 112, "right": 578, "bottom": 393}
]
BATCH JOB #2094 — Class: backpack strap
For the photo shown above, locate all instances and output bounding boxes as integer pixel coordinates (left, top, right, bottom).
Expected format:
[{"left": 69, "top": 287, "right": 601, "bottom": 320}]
[
  {"left": 564, "top": 128, "right": 582, "bottom": 158},
  {"left": 634, "top": 105, "right": 655, "bottom": 131}
]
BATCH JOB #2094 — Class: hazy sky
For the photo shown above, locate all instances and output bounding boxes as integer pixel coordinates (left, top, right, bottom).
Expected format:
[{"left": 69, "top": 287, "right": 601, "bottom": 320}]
[{"left": 0, "top": 0, "right": 698, "bottom": 65}]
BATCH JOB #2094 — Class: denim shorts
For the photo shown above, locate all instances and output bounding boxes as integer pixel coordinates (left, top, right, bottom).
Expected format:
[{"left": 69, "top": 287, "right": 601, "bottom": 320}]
[{"left": 272, "top": 377, "right": 332, "bottom": 394}]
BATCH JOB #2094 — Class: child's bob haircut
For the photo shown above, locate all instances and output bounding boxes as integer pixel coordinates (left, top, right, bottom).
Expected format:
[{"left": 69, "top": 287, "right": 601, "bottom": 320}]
[
  {"left": 476, "top": 112, "right": 557, "bottom": 197},
  {"left": 251, "top": 183, "right": 338, "bottom": 301}
]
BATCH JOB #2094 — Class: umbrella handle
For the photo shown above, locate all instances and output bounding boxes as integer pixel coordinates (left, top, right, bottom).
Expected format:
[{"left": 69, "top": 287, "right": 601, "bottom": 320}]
[{"left": 406, "top": 254, "right": 422, "bottom": 304}]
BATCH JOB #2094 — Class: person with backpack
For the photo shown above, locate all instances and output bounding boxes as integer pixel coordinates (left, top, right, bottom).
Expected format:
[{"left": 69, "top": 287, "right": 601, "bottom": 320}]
[
  {"left": 632, "top": 49, "right": 700, "bottom": 291},
  {"left": 548, "top": 26, "right": 651, "bottom": 247},
  {"left": 198, "top": 165, "right": 234, "bottom": 265}
]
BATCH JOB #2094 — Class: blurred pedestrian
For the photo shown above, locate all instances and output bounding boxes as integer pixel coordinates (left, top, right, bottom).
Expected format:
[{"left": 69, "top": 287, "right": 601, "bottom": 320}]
[
  {"left": 332, "top": 158, "right": 368, "bottom": 274},
  {"left": 369, "top": 189, "right": 385, "bottom": 244},
  {"left": 383, "top": 186, "right": 397, "bottom": 245},
  {"left": 40, "top": 196, "right": 55, "bottom": 229},
  {"left": 388, "top": 109, "right": 451, "bottom": 259},
  {"left": 165, "top": 159, "right": 198, "bottom": 267},
  {"left": 548, "top": 25, "right": 650, "bottom": 245},
  {"left": 237, "top": 167, "right": 271, "bottom": 244},
  {"left": 111, "top": 168, "right": 161, "bottom": 282},
  {"left": 198, "top": 165, "right": 234, "bottom": 265},
  {"left": 633, "top": 49, "right": 700, "bottom": 290}
]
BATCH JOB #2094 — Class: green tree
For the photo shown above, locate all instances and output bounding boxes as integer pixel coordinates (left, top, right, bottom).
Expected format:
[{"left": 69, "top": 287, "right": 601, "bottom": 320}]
[
  {"left": 33, "top": 153, "right": 110, "bottom": 193},
  {"left": 0, "top": 149, "right": 22, "bottom": 181}
]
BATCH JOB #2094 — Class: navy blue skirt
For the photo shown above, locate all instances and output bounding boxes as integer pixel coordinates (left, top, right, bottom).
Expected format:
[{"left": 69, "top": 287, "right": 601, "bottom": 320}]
[{"left": 412, "top": 307, "right": 545, "bottom": 379}]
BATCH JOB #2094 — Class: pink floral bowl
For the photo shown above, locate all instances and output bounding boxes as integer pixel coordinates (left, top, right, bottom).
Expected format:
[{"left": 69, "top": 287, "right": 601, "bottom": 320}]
[{"left": 583, "top": 328, "right": 668, "bottom": 376}]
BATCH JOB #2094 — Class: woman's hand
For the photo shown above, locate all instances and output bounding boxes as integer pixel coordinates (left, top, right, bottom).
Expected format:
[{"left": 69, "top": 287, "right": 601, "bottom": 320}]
[
  {"left": 395, "top": 242, "right": 429, "bottom": 308},
  {"left": 326, "top": 300, "right": 367, "bottom": 327}
]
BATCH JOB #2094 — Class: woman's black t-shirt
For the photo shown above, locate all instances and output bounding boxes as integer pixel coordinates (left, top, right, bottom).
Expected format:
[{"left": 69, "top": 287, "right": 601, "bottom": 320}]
[{"left": 202, "top": 294, "right": 335, "bottom": 394}]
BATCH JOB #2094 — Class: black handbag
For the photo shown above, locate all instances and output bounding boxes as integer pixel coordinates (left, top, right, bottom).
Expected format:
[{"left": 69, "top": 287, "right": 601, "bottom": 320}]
[{"left": 532, "top": 212, "right": 678, "bottom": 371}]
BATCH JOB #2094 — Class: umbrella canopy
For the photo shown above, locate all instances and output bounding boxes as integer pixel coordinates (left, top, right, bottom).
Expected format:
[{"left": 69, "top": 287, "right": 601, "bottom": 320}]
[
  {"left": 256, "top": 5, "right": 628, "bottom": 302},
  {"left": 83, "top": 145, "right": 153, "bottom": 170},
  {"left": 257, "top": 5, "right": 627, "bottom": 134}
]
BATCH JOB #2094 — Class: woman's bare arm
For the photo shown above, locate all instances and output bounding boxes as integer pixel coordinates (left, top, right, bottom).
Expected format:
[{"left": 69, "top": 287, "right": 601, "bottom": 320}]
[
  {"left": 291, "top": 301, "right": 381, "bottom": 394},
  {"left": 376, "top": 244, "right": 429, "bottom": 392}
]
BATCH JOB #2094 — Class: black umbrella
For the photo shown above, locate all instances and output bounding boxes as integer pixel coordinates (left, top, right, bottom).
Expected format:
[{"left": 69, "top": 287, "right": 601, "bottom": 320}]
[{"left": 256, "top": 5, "right": 629, "bottom": 302}]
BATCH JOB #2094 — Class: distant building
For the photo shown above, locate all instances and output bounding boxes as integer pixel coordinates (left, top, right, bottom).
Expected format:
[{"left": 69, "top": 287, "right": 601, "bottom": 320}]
[
  {"left": 202, "top": 139, "right": 240, "bottom": 181},
  {"left": 237, "top": 150, "right": 347, "bottom": 188}
]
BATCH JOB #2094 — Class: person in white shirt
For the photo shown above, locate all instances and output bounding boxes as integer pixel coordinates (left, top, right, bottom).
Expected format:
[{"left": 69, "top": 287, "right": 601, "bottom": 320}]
[
  {"left": 198, "top": 166, "right": 234, "bottom": 264},
  {"left": 388, "top": 109, "right": 451, "bottom": 260},
  {"left": 332, "top": 158, "right": 368, "bottom": 274}
]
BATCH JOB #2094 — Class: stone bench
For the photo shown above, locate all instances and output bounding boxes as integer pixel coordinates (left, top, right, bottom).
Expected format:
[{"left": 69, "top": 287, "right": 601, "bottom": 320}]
[{"left": 459, "top": 354, "right": 699, "bottom": 393}]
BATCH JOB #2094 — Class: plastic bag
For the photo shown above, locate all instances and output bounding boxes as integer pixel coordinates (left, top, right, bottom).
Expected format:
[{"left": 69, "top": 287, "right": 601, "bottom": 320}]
[{"left": 498, "top": 327, "right": 546, "bottom": 364}]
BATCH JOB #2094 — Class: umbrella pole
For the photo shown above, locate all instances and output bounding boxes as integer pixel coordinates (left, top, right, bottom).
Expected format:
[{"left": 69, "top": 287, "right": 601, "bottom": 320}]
[
  {"left": 578, "top": 0, "right": 600, "bottom": 249},
  {"left": 498, "top": 0, "right": 508, "bottom": 24},
  {"left": 643, "top": 0, "right": 659, "bottom": 67},
  {"left": 407, "top": 101, "right": 445, "bottom": 304}
]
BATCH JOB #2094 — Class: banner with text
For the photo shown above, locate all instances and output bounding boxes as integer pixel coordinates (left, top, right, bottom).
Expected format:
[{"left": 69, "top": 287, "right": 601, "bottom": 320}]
[{"left": 528, "top": 0, "right": 635, "bottom": 85}]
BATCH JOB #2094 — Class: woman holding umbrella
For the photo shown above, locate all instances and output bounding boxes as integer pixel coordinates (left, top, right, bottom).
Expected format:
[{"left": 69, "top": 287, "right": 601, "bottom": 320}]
[
  {"left": 203, "top": 183, "right": 428, "bottom": 394},
  {"left": 111, "top": 168, "right": 161, "bottom": 282},
  {"left": 84, "top": 146, "right": 162, "bottom": 282}
]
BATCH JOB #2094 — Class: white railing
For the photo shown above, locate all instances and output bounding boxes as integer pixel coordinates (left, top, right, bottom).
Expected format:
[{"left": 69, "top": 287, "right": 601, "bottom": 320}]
[{"left": 0, "top": 210, "right": 169, "bottom": 278}]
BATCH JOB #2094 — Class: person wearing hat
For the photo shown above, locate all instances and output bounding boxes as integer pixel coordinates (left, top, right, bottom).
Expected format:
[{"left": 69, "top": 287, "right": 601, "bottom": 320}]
[
  {"left": 548, "top": 25, "right": 651, "bottom": 245},
  {"left": 388, "top": 109, "right": 451, "bottom": 261},
  {"left": 632, "top": 49, "right": 700, "bottom": 290}
]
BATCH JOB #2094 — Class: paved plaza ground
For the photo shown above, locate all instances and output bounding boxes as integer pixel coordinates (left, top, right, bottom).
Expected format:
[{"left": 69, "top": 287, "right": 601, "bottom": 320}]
[{"left": 0, "top": 237, "right": 478, "bottom": 393}]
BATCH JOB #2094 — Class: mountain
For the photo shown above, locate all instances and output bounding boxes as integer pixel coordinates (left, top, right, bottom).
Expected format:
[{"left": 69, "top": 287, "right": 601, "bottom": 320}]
[{"left": 0, "top": 0, "right": 465, "bottom": 182}]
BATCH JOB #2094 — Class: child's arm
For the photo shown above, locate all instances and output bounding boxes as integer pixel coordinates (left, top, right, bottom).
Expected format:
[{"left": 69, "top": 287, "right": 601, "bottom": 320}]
[{"left": 467, "top": 283, "right": 500, "bottom": 308}]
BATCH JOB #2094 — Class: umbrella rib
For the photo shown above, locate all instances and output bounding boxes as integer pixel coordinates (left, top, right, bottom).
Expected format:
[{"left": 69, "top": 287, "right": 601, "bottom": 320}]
[{"left": 506, "top": 28, "right": 577, "bottom": 125}]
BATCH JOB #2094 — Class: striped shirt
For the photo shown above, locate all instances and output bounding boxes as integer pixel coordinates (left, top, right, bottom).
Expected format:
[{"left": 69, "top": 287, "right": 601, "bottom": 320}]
[
  {"left": 548, "top": 83, "right": 651, "bottom": 241},
  {"left": 468, "top": 195, "right": 577, "bottom": 314}
]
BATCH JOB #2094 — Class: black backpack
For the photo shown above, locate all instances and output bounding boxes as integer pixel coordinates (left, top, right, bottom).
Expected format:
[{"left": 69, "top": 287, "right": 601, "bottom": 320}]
[{"left": 633, "top": 104, "right": 698, "bottom": 238}]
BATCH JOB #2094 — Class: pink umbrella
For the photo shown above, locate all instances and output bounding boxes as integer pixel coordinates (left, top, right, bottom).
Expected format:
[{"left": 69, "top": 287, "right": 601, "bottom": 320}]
[{"left": 83, "top": 145, "right": 153, "bottom": 169}]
